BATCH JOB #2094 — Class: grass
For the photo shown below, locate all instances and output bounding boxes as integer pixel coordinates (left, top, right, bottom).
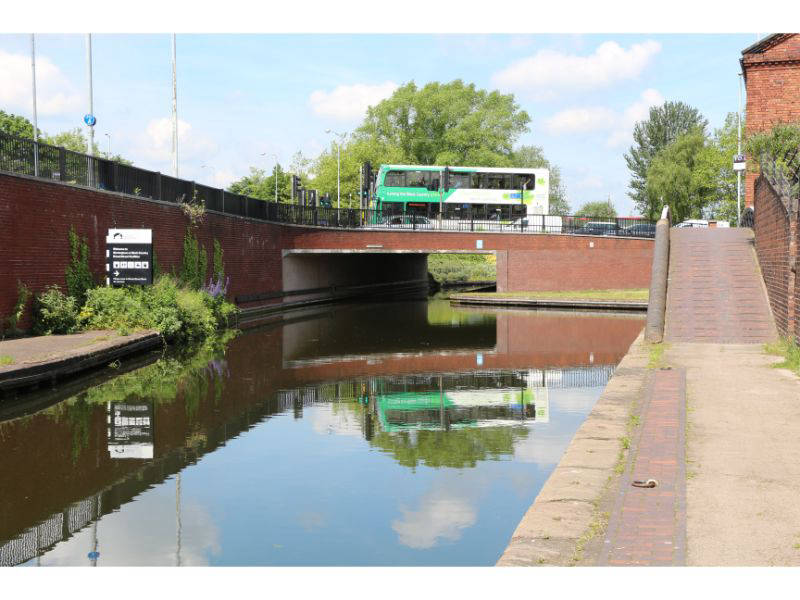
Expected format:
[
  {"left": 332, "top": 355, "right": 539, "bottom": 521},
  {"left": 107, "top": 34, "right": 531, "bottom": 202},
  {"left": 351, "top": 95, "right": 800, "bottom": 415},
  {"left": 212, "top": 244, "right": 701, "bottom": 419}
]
[
  {"left": 647, "top": 342, "right": 668, "bottom": 369},
  {"left": 0, "top": 355, "right": 14, "bottom": 366},
  {"left": 458, "top": 288, "right": 649, "bottom": 301},
  {"left": 765, "top": 337, "right": 800, "bottom": 376}
]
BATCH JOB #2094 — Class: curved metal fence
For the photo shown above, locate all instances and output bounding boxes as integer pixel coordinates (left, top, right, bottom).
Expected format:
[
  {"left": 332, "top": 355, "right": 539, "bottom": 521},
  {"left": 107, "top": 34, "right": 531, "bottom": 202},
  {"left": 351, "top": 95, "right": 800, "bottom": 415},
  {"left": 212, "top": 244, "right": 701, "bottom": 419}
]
[{"left": 0, "top": 132, "right": 655, "bottom": 237}]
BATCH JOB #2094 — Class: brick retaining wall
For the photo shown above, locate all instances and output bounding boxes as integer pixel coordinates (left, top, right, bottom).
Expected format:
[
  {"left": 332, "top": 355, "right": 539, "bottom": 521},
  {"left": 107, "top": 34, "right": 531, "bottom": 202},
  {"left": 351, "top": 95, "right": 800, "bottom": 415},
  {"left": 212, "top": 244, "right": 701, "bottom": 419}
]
[{"left": 753, "top": 175, "right": 799, "bottom": 341}]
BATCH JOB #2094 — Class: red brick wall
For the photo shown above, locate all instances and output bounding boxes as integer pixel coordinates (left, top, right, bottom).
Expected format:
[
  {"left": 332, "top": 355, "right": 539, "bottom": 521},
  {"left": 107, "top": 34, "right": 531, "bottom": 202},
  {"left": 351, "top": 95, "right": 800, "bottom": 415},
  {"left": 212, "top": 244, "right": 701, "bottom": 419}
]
[
  {"left": 742, "top": 34, "right": 800, "bottom": 208},
  {"left": 1, "top": 173, "right": 654, "bottom": 330},
  {"left": 753, "top": 176, "right": 792, "bottom": 336},
  {"left": 0, "top": 173, "right": 287, "bottom": 330}
]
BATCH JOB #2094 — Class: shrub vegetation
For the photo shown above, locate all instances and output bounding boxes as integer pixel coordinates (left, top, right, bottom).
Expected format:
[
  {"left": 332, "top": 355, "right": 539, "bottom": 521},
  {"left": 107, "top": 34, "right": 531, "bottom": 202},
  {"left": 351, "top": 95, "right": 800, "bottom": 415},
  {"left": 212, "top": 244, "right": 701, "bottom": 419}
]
[{"left": 428, "top": 254, "right": 496, "bottom": 283}]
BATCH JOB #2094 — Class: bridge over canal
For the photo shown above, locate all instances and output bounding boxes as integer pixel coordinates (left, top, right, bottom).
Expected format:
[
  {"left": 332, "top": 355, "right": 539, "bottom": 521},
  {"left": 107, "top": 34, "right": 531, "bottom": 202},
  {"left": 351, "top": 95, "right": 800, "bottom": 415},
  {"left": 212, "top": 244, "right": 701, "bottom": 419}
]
[{"left": 0, "top": 169, "right": 654, "bottom": 323}]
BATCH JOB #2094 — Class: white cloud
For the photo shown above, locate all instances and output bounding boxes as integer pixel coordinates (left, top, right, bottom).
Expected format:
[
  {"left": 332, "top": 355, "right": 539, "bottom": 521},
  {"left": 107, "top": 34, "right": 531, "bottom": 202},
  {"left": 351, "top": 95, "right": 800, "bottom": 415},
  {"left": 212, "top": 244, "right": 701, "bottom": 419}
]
[
  {"left": 309, "top": 404, "right": 363, "bottom": 438},
  {"left": 0, "top": 49, "right": 81, "bottom": 116},
  {"left": 607, "top": 88, "right": 664, "bottom": 147},
  {"left": 542, "top": 88, "right": 664, "bottom": 147},
  {"left": 392, "top": 491, "right": 477, "bottom": 549},
  {"left": 543, "top": 107, "right": 617, "bottom": 134},
  {"left": 308, "top": 81, "right": 398, "bottom": 121},
  {"left": 137, "top": 117, "right": 217, "bottom": 162},
  {"left": 491, "top": 40, "right": 661, "bottom": 96}
]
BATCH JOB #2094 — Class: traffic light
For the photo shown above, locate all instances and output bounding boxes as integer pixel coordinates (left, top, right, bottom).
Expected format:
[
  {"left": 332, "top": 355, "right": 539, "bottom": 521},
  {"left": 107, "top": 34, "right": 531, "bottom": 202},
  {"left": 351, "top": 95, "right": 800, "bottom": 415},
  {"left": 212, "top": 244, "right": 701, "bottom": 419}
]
[
  {"left": 443, "top": 166, "right": 450, "bottom": 192},
  {"left": 291, "top": 175, "right": 302, "bottom": 201}
]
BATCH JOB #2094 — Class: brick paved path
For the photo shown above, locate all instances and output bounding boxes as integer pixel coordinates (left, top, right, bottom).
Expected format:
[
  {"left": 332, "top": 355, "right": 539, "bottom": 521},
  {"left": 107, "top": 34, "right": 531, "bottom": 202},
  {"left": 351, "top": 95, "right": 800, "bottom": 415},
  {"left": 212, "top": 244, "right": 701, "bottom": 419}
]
[
  {"left": 599, "top": 369, "right": 687, "bottom": 566},
  {"left": 598, "top": 229, "right": 775, "bottom": 566},
  {"left": 665, "top": 228, "right": 776, "bottom": 343}
]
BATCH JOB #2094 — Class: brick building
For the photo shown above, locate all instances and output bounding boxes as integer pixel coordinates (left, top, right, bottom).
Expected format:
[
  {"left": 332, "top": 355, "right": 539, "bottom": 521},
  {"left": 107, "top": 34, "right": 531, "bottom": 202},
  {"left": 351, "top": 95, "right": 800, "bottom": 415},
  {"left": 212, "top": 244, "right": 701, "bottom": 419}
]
[{"left": 741, "top": 33, "right": 800, "bottom": 207}]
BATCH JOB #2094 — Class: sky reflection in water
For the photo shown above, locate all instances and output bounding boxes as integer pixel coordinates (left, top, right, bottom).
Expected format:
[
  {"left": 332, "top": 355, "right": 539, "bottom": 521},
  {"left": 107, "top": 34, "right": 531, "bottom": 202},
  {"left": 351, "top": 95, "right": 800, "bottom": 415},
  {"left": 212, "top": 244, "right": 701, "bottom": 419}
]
[{"left": 1, "top": 298, "right": 643, "bottom": 566}]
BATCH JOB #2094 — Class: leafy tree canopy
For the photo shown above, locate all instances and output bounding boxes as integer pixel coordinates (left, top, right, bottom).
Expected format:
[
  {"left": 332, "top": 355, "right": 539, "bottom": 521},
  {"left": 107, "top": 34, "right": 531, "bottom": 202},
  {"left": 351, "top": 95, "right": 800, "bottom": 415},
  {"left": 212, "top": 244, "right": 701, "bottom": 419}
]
[
  {"left": 575, "top": 201, "right": 617, "bottom": 219},
  {"left": 228, "top": 165, "right": 292, "bottom": 203},
  {"left": 369, "top": 425, "right": 528, "bottom": 469},
  {"left": 0, "top": 110, "right": 39, "bottom": 138},
  {"left": 644, "top": 129, "right": 711, "bottom": 223},
  {"left": 357, "top": 80, "right": 530, "bottom": 167},
  {"left": 625, "top": 101, "right": 708, "bottom": 215}
]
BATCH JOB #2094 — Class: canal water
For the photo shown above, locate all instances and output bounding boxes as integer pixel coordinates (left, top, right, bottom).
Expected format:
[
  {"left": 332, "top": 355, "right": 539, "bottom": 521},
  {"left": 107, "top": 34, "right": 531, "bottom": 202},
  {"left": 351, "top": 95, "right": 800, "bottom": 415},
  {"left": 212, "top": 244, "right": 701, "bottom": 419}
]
[{"left": 0, "top": 296, "right": 644, "bottom": 567}]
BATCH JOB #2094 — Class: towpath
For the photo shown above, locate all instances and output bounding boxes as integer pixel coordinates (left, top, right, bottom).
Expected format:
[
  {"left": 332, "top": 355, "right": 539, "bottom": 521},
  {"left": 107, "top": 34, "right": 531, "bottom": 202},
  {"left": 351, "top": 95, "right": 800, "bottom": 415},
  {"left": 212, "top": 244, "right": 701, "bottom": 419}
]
[{"left": 597, "top": 228, "right": 800, "bottom": 566}]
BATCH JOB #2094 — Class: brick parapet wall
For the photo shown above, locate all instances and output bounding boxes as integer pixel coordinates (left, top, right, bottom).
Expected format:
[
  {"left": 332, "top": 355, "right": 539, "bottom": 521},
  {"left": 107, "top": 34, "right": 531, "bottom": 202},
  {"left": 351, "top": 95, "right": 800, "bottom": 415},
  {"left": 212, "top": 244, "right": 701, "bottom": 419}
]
[
  {"left": 753, "top": 175, "right": 795, "bottom": 339},
  {"left": 0, "top": 173, "right": 286, "bottom": 331},
  {"left": 742, "top": 34, "right": 800, "bottom": 208}
]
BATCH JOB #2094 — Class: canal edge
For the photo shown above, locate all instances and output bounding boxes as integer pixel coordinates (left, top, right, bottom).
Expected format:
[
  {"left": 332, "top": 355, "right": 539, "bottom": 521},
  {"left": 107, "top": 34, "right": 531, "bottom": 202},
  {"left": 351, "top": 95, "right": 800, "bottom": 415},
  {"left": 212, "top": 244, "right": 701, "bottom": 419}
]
[{"left": 496, "top": 330, "right": 651, "bottom": 566}]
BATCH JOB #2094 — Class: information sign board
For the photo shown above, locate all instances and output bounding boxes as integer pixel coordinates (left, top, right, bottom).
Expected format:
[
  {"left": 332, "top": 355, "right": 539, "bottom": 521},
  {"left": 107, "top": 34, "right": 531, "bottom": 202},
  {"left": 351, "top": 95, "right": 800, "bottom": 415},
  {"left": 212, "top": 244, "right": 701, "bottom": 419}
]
[{"left": 105, "top": 229, "right": 153, "bottom": 286}]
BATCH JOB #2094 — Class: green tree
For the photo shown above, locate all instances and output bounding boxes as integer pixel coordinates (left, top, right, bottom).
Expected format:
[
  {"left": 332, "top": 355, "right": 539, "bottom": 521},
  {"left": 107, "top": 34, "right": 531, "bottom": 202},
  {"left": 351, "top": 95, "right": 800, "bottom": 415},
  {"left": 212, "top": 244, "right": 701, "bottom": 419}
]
[
  {"left": 45, "top": 128, "right": 99, "bottom": 154},
  {"left": 228, "top": 165, "right": 292, "bottom": 203},
  {"left": 310, "top": 136, "right": 406, "bottom": 207},
  {"left": 625, "top": 101, "right": 708, "bottom": 215},
  {"left": 575, "top": 201, "right": 617, "bottom": 219},
  {"left": 693, "top": 113, "right": 742, "bottom": 224},
  {"left": 357, "top": 80, "right": 530, "bottom": 167},
  {"left": 746, "top": 121, "right": 800, "bottom": 200},
  {"left": 511, "top": 145, "right": 570, "bottom": 215},
  {"left": 644, "top": 129, "right": 712, "bottom": 223},
  {"left": 0, "top": 111, "right": 39, "bottom": 138},
  {"left": 44, "top": 127, "right": 132, "bottom": 164}
]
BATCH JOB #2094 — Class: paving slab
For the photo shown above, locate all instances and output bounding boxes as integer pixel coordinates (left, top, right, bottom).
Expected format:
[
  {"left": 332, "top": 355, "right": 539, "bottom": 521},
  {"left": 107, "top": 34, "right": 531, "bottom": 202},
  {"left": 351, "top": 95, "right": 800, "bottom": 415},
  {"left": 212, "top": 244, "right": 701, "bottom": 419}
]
[{"left": 0, "top": 330, "right": 161, "bottom": 392}]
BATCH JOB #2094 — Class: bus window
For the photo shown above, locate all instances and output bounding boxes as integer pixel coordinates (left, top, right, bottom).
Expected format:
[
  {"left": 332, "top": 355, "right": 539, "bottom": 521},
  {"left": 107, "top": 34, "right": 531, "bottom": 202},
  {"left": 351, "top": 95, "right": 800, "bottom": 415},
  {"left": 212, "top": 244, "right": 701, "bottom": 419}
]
[
  {"left": 471, "top": 173, "right": 486, "bottom": 189},
  {"left": 406, "top": 170, "right": 429, "bottom": 188},
  {"left": 384, "top": 171, "right": 405, "bottom": 187},
  {"left": 450, "top": 172, "right": 471, "bottom": 189},
  {"left": 512, "top": 174, "right": 535, "bottom": 190},
  {"left": 486, "top": 173, "right": 505, "bottom": 189},
  {"left": 511, "top": 204, "right": 527, "bottom": 219}
]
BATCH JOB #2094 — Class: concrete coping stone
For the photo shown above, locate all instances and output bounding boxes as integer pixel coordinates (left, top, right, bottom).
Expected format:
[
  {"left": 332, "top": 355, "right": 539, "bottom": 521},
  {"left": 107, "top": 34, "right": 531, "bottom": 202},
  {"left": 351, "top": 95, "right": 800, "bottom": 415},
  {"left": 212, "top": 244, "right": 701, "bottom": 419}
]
[{"left": 496, "top": 331, "right": 650, "bottom": 566}]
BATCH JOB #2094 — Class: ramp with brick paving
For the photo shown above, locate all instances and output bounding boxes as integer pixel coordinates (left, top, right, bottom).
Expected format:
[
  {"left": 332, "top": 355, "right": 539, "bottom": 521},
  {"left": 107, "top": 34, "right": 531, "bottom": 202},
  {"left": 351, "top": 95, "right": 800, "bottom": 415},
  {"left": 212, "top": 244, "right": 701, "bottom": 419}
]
[
  {"left": 597, "top": 228, "right": 778, "bottom": 567},
  {"left": 664, "top": 228, "right": 777, "bottom": 344}
]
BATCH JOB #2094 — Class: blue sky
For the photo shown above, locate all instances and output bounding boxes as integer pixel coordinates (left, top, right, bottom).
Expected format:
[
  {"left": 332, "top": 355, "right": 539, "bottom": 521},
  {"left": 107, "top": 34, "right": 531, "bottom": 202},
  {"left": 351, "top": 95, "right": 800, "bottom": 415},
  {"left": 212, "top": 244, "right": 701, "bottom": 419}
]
[{"left": 0, "top": 33, "right": 760, "bottom": 215}]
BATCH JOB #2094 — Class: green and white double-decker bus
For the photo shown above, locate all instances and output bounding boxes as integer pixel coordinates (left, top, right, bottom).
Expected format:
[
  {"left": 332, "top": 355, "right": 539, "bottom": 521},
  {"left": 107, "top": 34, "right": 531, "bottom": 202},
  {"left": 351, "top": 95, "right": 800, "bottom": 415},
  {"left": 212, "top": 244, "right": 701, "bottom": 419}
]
[{"left": 372, "top": 164, "right": 549, "bottom": 222}]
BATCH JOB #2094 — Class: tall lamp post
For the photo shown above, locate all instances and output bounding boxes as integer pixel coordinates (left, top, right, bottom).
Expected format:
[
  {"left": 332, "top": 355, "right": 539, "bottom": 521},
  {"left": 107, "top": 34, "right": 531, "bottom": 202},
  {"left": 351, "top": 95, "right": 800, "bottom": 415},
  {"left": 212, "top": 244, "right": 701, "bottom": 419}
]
[
  {"left": 737, "top": 72, "right": 743, "bottom": 226},
  {"left": 30, "top": 34, "right": 39, "bottom": 177},
  {"left": 261, "top": 152, "right": 279, "bottom": 203},
  {"left": 325, "top": 129, "right": 347, "bottom": 209}
]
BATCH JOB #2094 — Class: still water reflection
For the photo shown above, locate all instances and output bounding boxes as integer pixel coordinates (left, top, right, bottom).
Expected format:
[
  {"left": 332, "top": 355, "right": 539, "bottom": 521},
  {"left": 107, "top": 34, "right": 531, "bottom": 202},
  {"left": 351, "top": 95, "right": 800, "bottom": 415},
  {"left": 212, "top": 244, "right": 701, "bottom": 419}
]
[{"left": 0, "top": 297, "right": 643, "bottom": 566}]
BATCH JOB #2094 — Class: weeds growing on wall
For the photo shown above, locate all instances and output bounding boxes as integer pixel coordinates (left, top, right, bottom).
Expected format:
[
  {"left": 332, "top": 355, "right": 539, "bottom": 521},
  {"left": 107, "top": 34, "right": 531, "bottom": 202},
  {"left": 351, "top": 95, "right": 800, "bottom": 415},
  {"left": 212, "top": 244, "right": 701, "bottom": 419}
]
[
  {"left": 65, "top": 227, "right": 95, "bottom": 305},
  {"left": 2, "top": 281, "right": 30, "bottom": 339},
  {"left": 213, "top": 239, "right": 224, "bottom": 281},
  {"left": 181, "top": 228, "right": 208, "bottom": 290}
]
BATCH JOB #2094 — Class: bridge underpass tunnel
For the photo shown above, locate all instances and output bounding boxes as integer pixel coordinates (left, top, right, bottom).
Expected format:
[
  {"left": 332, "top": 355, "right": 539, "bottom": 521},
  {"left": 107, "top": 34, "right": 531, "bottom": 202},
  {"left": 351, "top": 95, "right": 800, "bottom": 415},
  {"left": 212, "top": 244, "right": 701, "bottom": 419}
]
[{"left": 282, "top": 250, "right": 430, "bottom": 302}]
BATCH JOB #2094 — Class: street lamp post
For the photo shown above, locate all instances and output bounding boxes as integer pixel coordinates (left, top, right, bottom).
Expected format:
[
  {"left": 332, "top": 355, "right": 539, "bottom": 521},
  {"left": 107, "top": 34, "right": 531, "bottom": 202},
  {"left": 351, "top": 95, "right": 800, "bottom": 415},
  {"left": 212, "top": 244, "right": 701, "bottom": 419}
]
[
  {"left": 261, "top": 152, "right": 279, "bottom": 203},
  {"left": 104, "top": 133, "right": 111, "bottom": 159},
  {"left": 325, "top": 129, "right": 347, "bottom": 210},
  {"left": 737, "top": 72, "right": 743, "bottom": 226},
  {"left": 30, "top": 34, "right": 39, "bottom": 177}
]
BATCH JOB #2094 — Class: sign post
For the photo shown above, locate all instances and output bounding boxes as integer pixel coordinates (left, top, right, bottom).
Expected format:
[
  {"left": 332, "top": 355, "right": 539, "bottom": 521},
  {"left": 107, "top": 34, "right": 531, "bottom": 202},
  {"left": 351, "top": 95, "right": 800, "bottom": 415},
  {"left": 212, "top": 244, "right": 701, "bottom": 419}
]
[{"left": 105, "top": 229, "right": 153, "bottom": 286}]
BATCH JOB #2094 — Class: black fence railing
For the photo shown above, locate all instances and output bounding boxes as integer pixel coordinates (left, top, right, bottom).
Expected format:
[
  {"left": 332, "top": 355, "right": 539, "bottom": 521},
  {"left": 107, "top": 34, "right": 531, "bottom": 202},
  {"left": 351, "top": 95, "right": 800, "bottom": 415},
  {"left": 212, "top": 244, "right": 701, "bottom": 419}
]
[{"left": 0, "top": 131, "right": 656, "bottom": 238}]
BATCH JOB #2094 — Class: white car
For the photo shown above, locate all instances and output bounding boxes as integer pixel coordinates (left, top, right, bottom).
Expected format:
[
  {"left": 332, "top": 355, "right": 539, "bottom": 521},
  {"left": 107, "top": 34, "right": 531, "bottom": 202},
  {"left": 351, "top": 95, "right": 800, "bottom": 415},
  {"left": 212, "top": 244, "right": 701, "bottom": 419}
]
[{"left": 674, "top": 219, "right": 708, "bottom": 228}]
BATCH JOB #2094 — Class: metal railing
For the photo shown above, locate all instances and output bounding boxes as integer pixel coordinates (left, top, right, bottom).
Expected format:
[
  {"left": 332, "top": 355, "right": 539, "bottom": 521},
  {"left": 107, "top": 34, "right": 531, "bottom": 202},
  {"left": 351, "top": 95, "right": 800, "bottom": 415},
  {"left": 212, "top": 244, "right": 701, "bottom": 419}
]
[{"left": 0, "top": 131, "right": 655, "bottom": 237}]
